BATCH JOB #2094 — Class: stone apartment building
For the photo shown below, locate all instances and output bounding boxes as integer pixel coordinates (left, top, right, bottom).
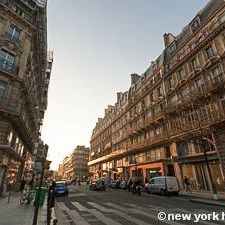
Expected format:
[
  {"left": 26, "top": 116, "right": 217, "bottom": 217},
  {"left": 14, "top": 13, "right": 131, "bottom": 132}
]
[
  {"left": 58, "top": 146, "right": 89, "bottom": 181},
  {"left": 89, "top": 0, "right": 225, "bottom": 192},
  {"left": 0, "top": 0, "right": 52, "bottom": 193}
]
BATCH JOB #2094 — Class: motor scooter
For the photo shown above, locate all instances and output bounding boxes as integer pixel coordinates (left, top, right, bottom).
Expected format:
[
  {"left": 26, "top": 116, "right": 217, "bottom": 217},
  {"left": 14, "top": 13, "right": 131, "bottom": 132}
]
[{"left": 131, "top": 184, "right": 141, "bottom": 195}]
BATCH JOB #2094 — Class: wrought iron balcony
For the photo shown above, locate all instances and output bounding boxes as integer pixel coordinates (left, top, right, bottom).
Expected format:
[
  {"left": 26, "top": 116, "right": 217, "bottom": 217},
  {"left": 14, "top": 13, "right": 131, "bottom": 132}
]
[{"left": 0, "top": 96, "right": 21, "bottom": 114}]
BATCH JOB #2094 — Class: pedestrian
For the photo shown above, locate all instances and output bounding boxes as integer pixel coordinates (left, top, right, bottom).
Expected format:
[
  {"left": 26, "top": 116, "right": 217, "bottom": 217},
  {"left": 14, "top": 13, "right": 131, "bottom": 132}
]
[
  {"left": 127, "top": 179, "right": 133, "bottom": 192},
  {"left": 20, "top": 178, "right": 26, "bottom": 193},
  {"left": 184, "top": 176, "right": 192, "bottom": 193}
]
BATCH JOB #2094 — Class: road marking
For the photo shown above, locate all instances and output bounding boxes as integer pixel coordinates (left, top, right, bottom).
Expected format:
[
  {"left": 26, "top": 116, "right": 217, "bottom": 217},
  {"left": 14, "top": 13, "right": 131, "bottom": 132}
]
[
  {"left": 106, "top": 202, "right": 180, "bottom": 225},
  {"left": 57, "top": 202, "right": 91, "bottom": 225},
  {"left": 72, "top": 202, "right": 122, "bottom": 225},
  {"left": 87, "top": 202, "right": 111, "bottom": 212},
  {"left": 71, "top": 202, "right": 88, "bottom": 211},
  {"left": 88, "top": 202, "right": 152, "bottom": 225}
]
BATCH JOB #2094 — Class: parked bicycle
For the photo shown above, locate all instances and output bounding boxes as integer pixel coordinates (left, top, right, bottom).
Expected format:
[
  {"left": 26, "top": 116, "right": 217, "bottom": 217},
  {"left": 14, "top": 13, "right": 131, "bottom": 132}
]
[{"left": 20, "top": 187, "right": 36, "bottom": 205}]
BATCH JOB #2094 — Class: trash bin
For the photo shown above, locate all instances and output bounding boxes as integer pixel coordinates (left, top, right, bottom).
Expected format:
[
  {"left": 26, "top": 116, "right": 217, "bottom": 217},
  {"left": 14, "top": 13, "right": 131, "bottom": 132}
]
[{"left": 35, "top": 187, "right": 48, "bottom": 207}]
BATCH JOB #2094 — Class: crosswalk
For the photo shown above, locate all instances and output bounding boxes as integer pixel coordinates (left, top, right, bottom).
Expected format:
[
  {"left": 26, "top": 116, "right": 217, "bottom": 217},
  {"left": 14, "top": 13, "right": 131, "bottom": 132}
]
[{"left": 56, "top": 200, "right": 223, "bottom": 225}]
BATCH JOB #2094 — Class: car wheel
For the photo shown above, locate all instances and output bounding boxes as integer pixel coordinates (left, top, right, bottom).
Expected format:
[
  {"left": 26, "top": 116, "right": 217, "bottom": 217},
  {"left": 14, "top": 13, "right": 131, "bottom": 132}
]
[{"left": 160, "top": 189, "right": 166, "bottom": 196}]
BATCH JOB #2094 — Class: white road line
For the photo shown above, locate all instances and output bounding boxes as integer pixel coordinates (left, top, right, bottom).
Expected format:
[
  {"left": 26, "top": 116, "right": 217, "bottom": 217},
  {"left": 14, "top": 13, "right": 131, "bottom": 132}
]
[
  {"left": 87, "top": 202, "right": 111, "bottom": 212},
  {"left": 57, "top": 202, "right": 91, "bottom": 225},
  {"left": 105, "top": 202, "right": 180, "bottom": 225},
  {"left": 88, "top": 202, "right": 152, "bottom": 225},
  {"left": 122, "top": 203, "right": 165, "bottom": 214},
  {"left": 71, "top": 202, "right": 122, "bottom": 225},
  {"left": 71, "top": 202, "right": 88, "bottom": 211}
]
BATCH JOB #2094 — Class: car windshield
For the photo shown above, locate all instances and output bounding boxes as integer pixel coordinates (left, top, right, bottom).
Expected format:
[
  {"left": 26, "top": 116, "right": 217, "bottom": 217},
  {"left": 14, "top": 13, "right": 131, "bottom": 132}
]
[{"left": 56, "top": 183, "right": 66, "bottom": 187}]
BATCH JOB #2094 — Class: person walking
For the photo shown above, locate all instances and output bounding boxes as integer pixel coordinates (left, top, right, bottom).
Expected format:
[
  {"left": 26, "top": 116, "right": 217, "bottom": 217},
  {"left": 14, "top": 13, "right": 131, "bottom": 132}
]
[
  {"left": 20, "top": 179, "right": 26, "bottom": 193},
  {"left": 184, "top": 176, "right": 192, "bottom": 193}
]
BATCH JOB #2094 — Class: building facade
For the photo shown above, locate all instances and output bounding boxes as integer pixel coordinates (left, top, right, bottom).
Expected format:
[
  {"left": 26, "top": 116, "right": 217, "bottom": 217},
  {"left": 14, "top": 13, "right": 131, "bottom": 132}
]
[
  {"left": 89, "top": 0, "right": 225, "bottom": 192},
  {"left": 0, "top": 0, "right": 52, "bottom": 194},
  {"left": 58, "top": 145, "right": 89, "bottom": 181}
]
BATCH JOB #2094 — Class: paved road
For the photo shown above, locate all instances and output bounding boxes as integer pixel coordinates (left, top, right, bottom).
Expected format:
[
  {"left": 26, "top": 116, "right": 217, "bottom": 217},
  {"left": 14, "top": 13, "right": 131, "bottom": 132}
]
[{"left": 55, "top": 185, "right": 225, "bottom": 225}]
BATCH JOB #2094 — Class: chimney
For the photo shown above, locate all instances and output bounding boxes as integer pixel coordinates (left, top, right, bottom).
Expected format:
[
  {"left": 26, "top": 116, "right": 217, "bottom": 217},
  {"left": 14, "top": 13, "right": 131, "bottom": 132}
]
[
  {"left": 117, "top": 92, "right": 123, "bottom": 102},
  {"left": 163, "top": 33, "right": 176, "bottom": 47},
  {"left": 131, "top": 73, "right": 140, "bottom": 85}
]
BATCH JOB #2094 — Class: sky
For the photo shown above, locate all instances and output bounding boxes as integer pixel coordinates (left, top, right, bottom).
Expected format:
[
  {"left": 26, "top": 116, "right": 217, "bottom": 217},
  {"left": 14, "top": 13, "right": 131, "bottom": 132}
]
[{"left": 42, "top": 0, "right": 207, "bottom": 170}]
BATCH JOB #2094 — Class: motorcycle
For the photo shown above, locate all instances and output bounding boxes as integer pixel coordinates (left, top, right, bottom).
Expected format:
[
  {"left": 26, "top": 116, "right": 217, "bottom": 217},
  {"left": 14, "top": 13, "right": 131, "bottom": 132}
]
[{"left": 131, "top": 184, "right": 142, "bottom": 195}]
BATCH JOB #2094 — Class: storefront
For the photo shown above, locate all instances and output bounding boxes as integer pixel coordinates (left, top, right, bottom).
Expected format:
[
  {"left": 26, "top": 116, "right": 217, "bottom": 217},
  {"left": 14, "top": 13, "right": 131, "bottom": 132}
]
[{"left": 181, "top": 160, "right": 224, "bottom": 192}]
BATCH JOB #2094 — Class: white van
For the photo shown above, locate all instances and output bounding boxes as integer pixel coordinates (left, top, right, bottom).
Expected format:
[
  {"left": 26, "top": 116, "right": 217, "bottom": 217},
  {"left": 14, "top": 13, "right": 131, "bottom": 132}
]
[{"left": 145, "top": 176, "right": 179, "bottom": 196}]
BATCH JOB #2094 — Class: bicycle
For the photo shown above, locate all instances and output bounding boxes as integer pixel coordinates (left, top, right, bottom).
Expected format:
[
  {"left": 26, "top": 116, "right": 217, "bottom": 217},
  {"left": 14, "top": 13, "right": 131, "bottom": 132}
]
[{"left": 20, "top": 187, "right": 36, "bottom": 205}]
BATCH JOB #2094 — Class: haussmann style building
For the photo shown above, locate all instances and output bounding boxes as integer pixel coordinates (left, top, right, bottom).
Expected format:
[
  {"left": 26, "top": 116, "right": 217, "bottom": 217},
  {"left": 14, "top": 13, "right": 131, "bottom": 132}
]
[
  {"left": 0, "top": 0, "right": 52, "bottom": 194},
  {"left": 58, "top": 145, "right": 89, "bottom": 181},
  {"left": 88, "top": 0, "right": 225, "bottom": 192}
]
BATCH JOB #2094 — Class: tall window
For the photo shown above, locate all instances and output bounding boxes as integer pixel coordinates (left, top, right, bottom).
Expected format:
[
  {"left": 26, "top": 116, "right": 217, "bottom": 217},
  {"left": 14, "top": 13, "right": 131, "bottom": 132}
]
[
  {"left": 189, "top": 57, "right": 198, "bottom": 71},
  {"left": 211, "top": 66, "right": 222, "bottom": 82},
  {"left": 0, "top": 49, "right": 15, "bottom": 72},
  {"left": 177, "top": 68, "right": 185, "bottom": 81},
  {"left": 6, "top": 25, "right": 20, "bottom": 42},
  {"left": 0, "top": 82, "right": 6, "bottom": 99},
  {"left": 167, "top": 77, "right": 174, "bottom": 89},
  {"left": 194, "top": 78, "right": 204, "bottom": 89},
  {"left": 205, "top": 46, "right": 214, "bottom": 59},
  {"left": 156, "top": 86, "right": 162, "bottom": 97}
]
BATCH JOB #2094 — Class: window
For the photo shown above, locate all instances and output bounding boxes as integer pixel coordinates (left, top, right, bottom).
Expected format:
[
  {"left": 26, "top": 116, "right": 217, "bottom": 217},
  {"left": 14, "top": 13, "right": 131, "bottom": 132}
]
[
  {"left": 157, "top": 86, "right": 162, "bottom": 97},
  {"left": 189, "top": 57, "right": 198, "bottom": 71},
  {"left": 191, "top": 17, "right": 201, "bottom": 32},
  {"left": 165, "top": 63, "right": 171, "bottom": 72},
  {"left": 0, "top": 82, "right": 6, "bottom": 99},
  {"left": 180, "top": 88, "right": 189, "bottom": 99},
  {"left": 150, "top": 93, "right": 154, "bottom": 102},
  {"left": 205, "top": 46, "right": 214, "bottom": 59},
  {"left": 6, "top": 25, "right": 21, "bottom": 42},
  {"left": 177, "top": 68, "right": 185, "bottom": 81},
  {"left": 167, "top": 77, "right": 174, "bottom": 89},
  {"left": 219, "top": 12, "right": 225, "bottom": 24},
  {"left": 211, "top": 66, "right": 221, "bottom": 77},
  {"left": 169, "top": 42, "right": 176, "bottom": 53},
  {"left": 194, "top": 78, "right": 203, "bottom": 89},
  {"left": 0, "top": 49, "right": 15, "bottom": 72},
  {"left": 189, "top": 41, "right": 196, "bottom": 50}
]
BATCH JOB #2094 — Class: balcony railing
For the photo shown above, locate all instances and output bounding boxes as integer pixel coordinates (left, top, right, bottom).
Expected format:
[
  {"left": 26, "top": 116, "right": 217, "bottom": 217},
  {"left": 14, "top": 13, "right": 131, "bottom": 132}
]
[
  {"left": 0, "top": 96, "right": 21, "bottom": 113},
  {"left": 0, "top": 59, "right": 19, "bottom": 75}
]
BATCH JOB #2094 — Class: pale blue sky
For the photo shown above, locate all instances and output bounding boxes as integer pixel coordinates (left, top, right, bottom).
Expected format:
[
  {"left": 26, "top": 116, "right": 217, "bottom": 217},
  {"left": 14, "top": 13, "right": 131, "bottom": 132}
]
[{"left": 43, "top": 0, "right": 207, "bottom": 170}]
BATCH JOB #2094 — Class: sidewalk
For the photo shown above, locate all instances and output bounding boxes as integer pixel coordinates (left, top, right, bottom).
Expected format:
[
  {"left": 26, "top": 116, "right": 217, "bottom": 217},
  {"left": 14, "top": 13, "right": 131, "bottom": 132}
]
[
  {"left": 0, "top": 192, "right": 48, "bottom": 225},
  {"left": 179, "top": 190, "right": 225, "bottom": 207}
]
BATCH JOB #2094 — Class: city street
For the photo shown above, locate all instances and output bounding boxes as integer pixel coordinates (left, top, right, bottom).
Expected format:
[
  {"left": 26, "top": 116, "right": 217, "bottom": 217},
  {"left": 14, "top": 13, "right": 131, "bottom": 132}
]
[{"left": 55, "top": 185, "right": 225, "bottom": 225}]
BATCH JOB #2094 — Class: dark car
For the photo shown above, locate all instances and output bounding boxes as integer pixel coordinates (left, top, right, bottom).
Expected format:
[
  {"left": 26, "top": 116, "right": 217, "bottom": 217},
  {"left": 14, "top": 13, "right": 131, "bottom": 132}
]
[
  {"left": 54, "top": 181, "right": 69, "bottom": 196},
  {"left": 89, "top": 180, "right": 106, "bottom": 191}
]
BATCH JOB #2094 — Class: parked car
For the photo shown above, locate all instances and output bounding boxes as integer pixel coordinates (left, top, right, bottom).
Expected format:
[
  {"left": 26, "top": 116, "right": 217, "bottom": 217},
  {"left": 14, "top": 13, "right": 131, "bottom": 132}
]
[
  {"left": 145, "top": 176, "right": 179, "bottom": 196},
  {"left": 89, "top": 180, "right": 106, "bottom": 191},
  {"left": 54, "top": 181, "right": 69, "bottom": 197}
]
